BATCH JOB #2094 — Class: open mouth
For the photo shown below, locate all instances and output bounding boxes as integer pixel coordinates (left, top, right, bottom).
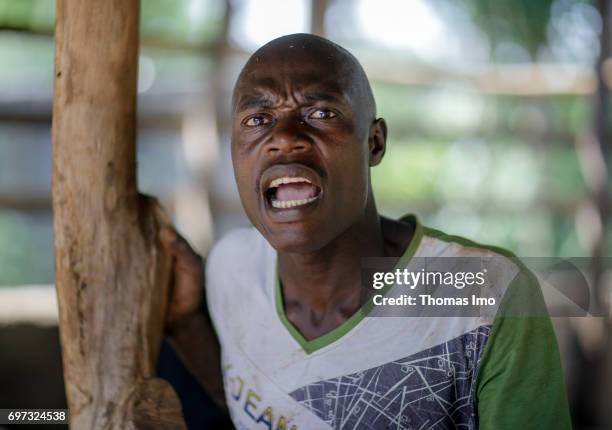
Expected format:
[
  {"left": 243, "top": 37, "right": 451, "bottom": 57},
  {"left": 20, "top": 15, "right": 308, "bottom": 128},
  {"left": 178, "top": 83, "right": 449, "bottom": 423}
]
[{"left": 265, "top": 176, "right": 322, "bottom": 209}]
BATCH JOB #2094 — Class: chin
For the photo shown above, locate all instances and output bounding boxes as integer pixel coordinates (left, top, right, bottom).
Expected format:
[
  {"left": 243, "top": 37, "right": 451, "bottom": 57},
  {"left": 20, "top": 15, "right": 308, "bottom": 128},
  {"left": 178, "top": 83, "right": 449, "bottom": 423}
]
[{"left": 261, "top": 224, "right": 330, "bottom": 254}]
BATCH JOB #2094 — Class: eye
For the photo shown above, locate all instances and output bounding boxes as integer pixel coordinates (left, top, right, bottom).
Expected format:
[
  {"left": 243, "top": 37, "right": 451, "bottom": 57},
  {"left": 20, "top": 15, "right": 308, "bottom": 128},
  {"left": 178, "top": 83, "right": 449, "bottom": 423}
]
[
  {"left": 308, "top": 109, "right": 337, "bottom": 120},
  {"left": 242, "top": 114, "right": 273, "bottom": 127}
]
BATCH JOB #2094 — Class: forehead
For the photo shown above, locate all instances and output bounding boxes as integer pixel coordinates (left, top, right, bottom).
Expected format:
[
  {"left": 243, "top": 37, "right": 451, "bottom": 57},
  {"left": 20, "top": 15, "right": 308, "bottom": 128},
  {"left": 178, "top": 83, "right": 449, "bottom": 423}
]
[{"left": 234, "top": 52, "right": 356, "bottom": 108}]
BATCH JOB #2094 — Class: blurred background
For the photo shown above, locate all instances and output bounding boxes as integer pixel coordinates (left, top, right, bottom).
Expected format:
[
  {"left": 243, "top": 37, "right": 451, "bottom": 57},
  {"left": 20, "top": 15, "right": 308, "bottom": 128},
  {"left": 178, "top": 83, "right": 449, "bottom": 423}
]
[{"left": 0, "top": 0, "right": 611, "bottom": 428}]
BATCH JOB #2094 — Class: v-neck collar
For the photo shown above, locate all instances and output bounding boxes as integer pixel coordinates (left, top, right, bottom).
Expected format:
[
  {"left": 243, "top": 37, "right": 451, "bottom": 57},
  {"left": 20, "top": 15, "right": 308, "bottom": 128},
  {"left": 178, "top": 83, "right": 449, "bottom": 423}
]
[{"left": 273, "top": 214, "right": 424, "bottom": 354}]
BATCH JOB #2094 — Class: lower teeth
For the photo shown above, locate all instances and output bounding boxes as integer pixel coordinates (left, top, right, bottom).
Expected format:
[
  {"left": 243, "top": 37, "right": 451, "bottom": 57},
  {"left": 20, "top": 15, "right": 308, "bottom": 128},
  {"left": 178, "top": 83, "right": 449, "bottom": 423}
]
[{"left": 271, "top": 196, "right": 318, "bottom": 209}]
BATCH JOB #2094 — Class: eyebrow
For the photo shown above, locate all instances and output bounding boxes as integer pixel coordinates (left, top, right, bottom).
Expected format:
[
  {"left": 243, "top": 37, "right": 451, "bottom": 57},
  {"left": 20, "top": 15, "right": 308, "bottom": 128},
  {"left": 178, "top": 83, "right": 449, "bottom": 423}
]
[
  {"left": 236, "top": 94, "right": 277, "bottom": 112},
  {"left": 235, "top": 89, "right": 347, "bottom": 112},
  {"left": 302, "top": 92, "right": 345, "bottom": 105}
]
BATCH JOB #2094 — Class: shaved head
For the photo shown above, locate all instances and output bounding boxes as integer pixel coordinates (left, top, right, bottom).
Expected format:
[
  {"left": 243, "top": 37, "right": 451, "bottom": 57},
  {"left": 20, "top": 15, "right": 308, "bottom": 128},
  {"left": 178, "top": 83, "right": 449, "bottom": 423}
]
[
  {"left": 232, "top": 33, "right": 377, "bottom": 125},
  {"left": 230, "top": 33, "right": 387, "bottom": 252}
]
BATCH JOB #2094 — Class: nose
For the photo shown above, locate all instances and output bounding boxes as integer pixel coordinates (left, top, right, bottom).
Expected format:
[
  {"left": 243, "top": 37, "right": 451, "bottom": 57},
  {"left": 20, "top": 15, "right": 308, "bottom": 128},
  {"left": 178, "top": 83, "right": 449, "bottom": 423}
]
[{"left": 265, "top": 116, "right": 311, "bottom": 155}]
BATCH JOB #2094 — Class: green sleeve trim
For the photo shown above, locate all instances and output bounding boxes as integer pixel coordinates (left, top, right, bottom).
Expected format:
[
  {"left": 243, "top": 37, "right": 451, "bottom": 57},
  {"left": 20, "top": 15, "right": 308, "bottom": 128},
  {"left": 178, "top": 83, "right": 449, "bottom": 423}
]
[
  {"left": 474, "top": 270, "right": 572, "bottom": 429},
  {"left": 422, "top": 226, "right": 518, "bottom": 260},
  {"left": 421, "top": 226, "right": 540, "bottom": 297},
  {"left": 274, "top": 214, "right": 424, "bottom": 354}
]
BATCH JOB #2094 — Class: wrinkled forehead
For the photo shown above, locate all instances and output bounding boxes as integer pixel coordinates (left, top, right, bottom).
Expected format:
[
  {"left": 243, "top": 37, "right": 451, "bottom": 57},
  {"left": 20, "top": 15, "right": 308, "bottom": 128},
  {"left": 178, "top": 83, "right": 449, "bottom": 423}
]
[
  {"left": 233, "top": 46, "right": 358, "bottom": 109},
  {"left": 235, "top": 68, "right": 353, "bottom": 108}
]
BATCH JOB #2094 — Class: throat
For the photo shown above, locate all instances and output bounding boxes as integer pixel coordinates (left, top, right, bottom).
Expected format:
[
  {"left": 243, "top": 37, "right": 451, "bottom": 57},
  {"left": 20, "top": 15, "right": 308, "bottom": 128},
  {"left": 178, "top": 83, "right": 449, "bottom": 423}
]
[
  {"left": 281, "top": 283, "right": 366, "bottom": 341},
  {"left": 275, "top": 205, "right": 392, "bottom": 341},
  {"left": 285, "top": 304, "right": 350, "bottom": 341}
]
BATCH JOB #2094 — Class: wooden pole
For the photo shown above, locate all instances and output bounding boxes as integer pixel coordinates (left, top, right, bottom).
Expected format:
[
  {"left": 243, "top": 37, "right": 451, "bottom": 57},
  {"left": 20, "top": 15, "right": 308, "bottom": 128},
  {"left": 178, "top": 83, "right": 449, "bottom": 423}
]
[
  {"left": 51, "top": 1, "right": 186, "bottom": 428},
  {"left": 310, "top": 0, "right": 328, "bottom": 37}
]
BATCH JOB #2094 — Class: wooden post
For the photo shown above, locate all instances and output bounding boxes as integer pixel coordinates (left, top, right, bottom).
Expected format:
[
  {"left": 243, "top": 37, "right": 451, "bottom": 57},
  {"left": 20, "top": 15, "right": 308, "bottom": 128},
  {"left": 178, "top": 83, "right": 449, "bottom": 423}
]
[
  {"left": 51, "top": 1, "right": 186, "bottom": 428},
  {"left": 310, "top": 0, "right": 328, "bottom": 37}
]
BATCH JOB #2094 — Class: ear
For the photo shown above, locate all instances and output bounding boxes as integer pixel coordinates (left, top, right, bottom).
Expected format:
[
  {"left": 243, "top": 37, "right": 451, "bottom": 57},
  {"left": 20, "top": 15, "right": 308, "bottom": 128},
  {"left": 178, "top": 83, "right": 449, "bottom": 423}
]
[{"left": 368, "top": 118, "right": 387, "bottom": 166}]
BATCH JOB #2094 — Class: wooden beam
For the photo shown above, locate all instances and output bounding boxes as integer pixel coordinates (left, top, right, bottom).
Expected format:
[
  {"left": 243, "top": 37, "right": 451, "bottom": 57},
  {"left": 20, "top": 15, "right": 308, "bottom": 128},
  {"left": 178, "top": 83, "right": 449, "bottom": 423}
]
[
  {"left": 51, "top": 1, "right": 186, "bottom": 428},
  {"left": 310, "top": 0, "right": 328, "bottom": 37}
]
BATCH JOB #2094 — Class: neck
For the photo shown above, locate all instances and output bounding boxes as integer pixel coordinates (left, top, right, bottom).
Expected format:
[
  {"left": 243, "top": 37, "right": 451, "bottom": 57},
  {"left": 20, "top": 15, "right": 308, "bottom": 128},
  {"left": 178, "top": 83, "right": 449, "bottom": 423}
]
[{"left": 277, "top": 195, "right": 385, "bottom": 313}]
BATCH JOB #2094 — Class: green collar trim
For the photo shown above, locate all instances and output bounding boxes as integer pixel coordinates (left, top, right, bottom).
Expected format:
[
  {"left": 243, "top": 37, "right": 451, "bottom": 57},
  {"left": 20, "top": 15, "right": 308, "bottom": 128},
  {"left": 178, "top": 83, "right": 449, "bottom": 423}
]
[{"left": 274, "top": 214, "right": 424, "bottom": 354}]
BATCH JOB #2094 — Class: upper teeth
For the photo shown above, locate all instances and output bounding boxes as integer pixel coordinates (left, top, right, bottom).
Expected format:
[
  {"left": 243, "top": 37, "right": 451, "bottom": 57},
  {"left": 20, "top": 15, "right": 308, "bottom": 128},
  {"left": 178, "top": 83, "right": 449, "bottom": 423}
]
[
  {"left": 267, "top": 176, "right": 319, "bottom": 209},
  {"left": 271, "top": 196, "right": 318, "bottom": 209},
  {"left": 269, "top": 176, "right": 312, "bottom": 189}
]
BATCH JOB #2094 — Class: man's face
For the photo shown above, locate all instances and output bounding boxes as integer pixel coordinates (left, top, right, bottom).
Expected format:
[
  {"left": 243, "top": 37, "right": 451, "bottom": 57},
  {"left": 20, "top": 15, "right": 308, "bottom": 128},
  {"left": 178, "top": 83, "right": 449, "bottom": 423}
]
[{"left": 231, "top": 47, "right": 378, "bottom": 253}]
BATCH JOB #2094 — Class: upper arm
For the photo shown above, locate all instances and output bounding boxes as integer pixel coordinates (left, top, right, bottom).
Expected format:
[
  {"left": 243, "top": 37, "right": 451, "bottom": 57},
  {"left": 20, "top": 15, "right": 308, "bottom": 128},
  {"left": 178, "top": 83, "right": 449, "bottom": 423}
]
[{"left": 475, "top": 269, "right": 572, "bottom": 429}]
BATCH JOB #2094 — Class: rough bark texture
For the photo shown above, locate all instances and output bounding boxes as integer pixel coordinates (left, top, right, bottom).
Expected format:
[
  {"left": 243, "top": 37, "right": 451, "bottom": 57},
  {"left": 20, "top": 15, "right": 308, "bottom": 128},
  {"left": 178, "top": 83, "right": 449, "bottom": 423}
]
[{"left": 51, "top": 1, "right": 186, "bottom": 428}]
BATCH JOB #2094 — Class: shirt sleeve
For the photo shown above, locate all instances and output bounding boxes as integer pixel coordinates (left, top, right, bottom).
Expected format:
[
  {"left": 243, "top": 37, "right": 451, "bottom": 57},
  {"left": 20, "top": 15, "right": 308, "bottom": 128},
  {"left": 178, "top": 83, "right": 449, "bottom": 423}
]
[{"left": 475, "top": 267, "right": 572, "bottom": 429}]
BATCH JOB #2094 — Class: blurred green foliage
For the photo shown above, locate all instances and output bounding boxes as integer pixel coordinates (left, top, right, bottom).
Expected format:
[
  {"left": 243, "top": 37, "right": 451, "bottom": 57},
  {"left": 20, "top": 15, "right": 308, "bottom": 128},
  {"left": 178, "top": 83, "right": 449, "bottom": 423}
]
[
  {"left": 0, "top": 0, "right": 225, "bottom": 46},
  {"left": 140, "top": 0, "right": 225, "bottom": 47},
  {"left": 0, "top": 0, "right": 605, "bottom": 285},
  {"left": 371, "top": 81, "right": 593, "bottom": 257},
  {"left": 0, "top": 210, "right": 53, "bottom": 285},
  {"left": 468, "top": 0, "right": 552, "bottom": 56},
  {"left": 0, "top": 0, "right": 54, "bottom": 32}
]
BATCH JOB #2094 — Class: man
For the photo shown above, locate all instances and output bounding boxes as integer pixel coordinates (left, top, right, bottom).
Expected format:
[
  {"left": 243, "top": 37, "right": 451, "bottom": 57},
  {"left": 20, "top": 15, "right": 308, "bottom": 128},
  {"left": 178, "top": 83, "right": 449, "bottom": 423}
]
[{"left": 161, "top": 34, "right": 571, "bottom": 429}]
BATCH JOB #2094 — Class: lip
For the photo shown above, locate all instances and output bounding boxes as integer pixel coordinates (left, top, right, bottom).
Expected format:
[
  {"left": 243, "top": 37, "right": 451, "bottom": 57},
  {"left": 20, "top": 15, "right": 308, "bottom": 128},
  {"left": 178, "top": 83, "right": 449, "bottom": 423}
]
[
  {"left": 258, "top": 163, "right": 324, "bottom": 218},
  {"left": 260, "top": 163, "right": 323, "bottom": 194}
]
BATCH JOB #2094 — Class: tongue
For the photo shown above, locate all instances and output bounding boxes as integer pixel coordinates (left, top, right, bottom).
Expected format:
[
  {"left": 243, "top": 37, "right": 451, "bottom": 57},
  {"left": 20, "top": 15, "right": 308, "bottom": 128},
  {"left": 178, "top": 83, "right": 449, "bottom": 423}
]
[{"left": 276, "top": 183, "right": 319, "bottom": 201}]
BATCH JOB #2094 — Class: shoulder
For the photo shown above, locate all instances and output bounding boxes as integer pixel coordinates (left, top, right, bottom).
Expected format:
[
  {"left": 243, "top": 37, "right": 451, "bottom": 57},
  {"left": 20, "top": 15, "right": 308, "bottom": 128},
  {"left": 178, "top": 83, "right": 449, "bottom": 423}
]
[
  {"left": 207, "top": 226, "right": 268, "bottom": 268},
  {"left": 205, "top": 225, "right": 273, "bottom": 292},
  {"left": 417, "top": 223, "right": 545, "bottom": 319},
  {"left": 205, "top": 226, "right": 270, "bottom": 293},
  {"left": 204, "top": 226, "right": 273, "bottom": 329},
  {"left": 419, "top": 224, "right": 527, "bottom": 283},
  {"left": 421, "top": 225, "right": 518, "bottom": 261}
]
